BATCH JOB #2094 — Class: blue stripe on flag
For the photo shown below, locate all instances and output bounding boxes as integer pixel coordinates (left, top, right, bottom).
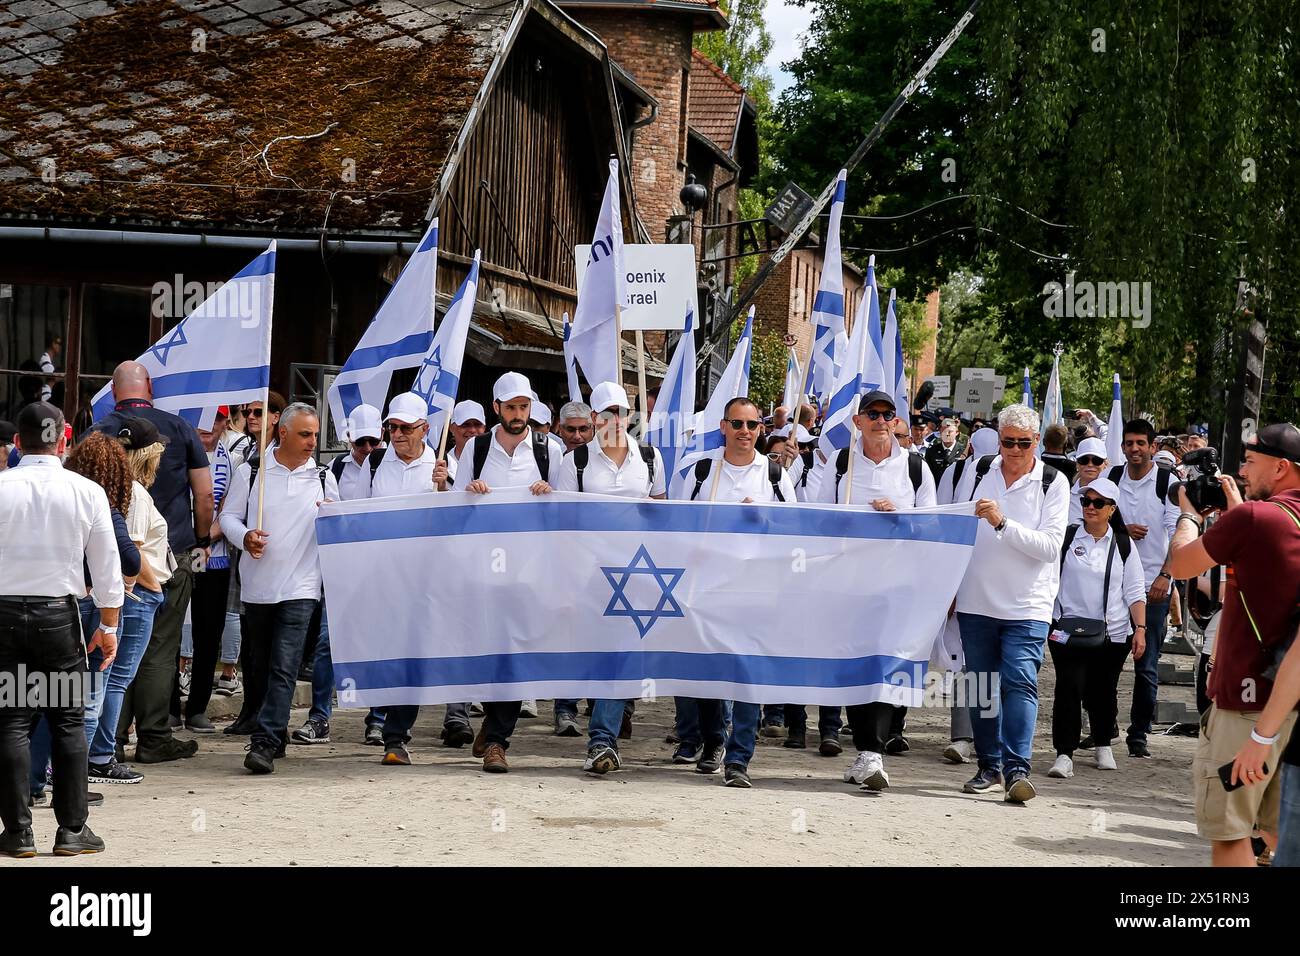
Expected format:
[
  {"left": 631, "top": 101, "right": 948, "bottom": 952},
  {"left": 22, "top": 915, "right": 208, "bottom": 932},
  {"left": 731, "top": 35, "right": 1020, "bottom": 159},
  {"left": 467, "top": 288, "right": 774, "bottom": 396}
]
[
  {"left": 340, "top": 331, "right": 435, "bottom": 374},
  {"left": 811, "top": 290, "right": 844, "bottom": 317},
  {"left": 833, "top": 178, "right": 847, "bottom": 204},
  {"left": 151, "top": 365, "right": 269, "bottom": 400},
  {"left": 335, "top": 651, "right": 927, "bottom": 691},
  {"left": 317, "top": 500, "right": 977, "bottom": 546},
  {"left": 417, "top": 226, "right": 438, "bottom": 253},
  {"left": 337, "top": 382, "right": 363, "bottom": 417},
  {"left": 232, "top": 250, "right": 275, "bottom": 279}
]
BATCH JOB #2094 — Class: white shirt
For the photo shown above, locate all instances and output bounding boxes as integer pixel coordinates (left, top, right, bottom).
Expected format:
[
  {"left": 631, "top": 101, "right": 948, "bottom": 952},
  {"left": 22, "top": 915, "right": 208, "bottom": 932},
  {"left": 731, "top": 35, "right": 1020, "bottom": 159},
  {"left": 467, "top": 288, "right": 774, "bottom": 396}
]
[
  {"left": 1054, "top": 525, "right": 1147, "bottom": 641},
  {"left": 546, "top": 433, "right": 566, "bottom": 461},
  {"left": 455, "top": 426, "right": 545, "bottom": 490},
  {"left": 788, "top": 453, "right": 809, "bottom": 501},
  {"left": 219, "top": 451, "right": 339, "bottom": 604},
  {"left": 39, "top": 350, "right": 55, "bottom": 400},
  {"left": 0, "top": 455, "right": 124, "bottom": 608},
  {"left": 816, "top": 439, "right": 937, "bottom": 509},
  {"left": 954, "top": 455, "right": 1070, "bottom": 623},
  {"left": 334, "top": 449, "right": 372, "bottom": 502},
  {"left": 677, "top": 452, "right": 797, "bottom": 503},
  {"left": 1114, "top": 463, "right": 1179, "bottom": 588},
  {"left": 127, "top": 480, "right": 173, "bottom": 587},
  {"left": 553, "top": 439, "right": 666, "bottom": 498},
  {"left": 370, "top": 443, "right": 439, "bottom": 498}
]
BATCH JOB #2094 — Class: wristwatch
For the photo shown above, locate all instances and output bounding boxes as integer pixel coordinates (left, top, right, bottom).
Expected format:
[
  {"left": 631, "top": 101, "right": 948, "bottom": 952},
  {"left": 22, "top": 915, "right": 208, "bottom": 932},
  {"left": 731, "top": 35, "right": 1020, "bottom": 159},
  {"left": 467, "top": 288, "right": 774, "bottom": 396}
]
[
  {"left": 994, "top": 517, "right": 1007, "bottom": 533},
  {"left": 194, "top": 535, "right": 211, "bottom": 549},
  {"left": 99, "top": 625, "right": 117, "bottom": 636},
  {"left": 1157, "top": 571, "right": 1172, "bottom": 582}
]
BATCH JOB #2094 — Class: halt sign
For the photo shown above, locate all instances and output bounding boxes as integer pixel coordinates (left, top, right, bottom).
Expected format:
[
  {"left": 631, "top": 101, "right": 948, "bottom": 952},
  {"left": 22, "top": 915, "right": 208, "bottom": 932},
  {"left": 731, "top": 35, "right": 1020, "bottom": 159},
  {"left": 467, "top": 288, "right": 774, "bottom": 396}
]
[{"left": 575, "top": 243, "right": 696, "bottom": 331}]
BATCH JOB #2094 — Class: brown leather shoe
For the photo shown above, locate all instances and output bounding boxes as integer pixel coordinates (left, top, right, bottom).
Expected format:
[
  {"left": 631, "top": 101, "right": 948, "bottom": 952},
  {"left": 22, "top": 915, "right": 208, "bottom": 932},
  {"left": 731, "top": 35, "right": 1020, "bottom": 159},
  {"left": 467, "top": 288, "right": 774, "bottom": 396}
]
[
  {"left": 472, "top": 723, "right": 489, "bottom": 758},
  {"left": 482, "top": 743, "right": 508, "bottom": 773}
]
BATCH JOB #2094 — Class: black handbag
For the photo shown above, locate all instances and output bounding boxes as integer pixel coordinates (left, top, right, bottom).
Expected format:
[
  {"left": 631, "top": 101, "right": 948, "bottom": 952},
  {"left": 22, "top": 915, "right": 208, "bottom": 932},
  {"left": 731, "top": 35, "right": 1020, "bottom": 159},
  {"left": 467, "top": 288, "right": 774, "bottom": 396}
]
[{"left": 1052, "top": 533, "right": 1117, "bottom": 651}]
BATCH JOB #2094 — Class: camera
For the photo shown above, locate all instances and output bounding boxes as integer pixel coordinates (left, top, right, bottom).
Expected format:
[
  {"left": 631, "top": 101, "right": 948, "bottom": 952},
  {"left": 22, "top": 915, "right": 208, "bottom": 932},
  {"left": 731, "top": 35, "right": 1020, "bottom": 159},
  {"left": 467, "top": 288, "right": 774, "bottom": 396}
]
[{"left": 1180, "top": 447, "right": 1228, "bottom": 512}]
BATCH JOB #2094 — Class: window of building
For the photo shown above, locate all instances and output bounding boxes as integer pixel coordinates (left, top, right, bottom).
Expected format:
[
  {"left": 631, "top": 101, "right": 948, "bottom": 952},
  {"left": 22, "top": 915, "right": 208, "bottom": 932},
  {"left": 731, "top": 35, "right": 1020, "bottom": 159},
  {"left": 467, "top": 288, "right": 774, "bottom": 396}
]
[{"left": 0, "top": 283, "right": 68, "bottom": 420}]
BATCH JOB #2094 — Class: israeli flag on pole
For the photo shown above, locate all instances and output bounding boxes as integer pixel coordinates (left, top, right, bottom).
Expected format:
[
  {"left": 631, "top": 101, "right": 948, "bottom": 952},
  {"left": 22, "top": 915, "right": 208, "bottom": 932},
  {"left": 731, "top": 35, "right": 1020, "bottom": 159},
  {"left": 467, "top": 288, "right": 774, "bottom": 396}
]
[
  {"left": 645, "top": 299, "right": 697, "bottom": 481},
  {"left": 781, "top": 347, "right": 804, "bottom": 417},
  {"left": 671, "top": 305, "right": 753, "bottom": 491},
  {"left": 1021, "top": 367, "right": 1034, "bottom": 410},
  {"left": 91, "top": 242, "right": 275, "bottom": 427},
  {"left": 562, "top": 312, "right": 581, "bottom": 404},
  {"left": 411, "top": 251, "right": 478, "bottom": 443},
  {"left": 817, "top": 277, "right": 878, "bottom": 458},
  {"left": 808, "top": 169, "right": 849, "bottom": 399},
  {"left": 1039, "top": 350, "right": 1064, "bottom": 454},
  {"left": 884, "top": 288, "right": 908, "bottom": 412},
  {"left": 863, "top": 256, "right": 886, "bottom": 392},
  {"left": 569, "top": 158, "right": 627, "bottom": 390},
  {"left": 327, "top": 219, "right": 438, "bottom": 434},
  {"left": 1106, "top": 373, "right": 1124, "bottom": 463}
]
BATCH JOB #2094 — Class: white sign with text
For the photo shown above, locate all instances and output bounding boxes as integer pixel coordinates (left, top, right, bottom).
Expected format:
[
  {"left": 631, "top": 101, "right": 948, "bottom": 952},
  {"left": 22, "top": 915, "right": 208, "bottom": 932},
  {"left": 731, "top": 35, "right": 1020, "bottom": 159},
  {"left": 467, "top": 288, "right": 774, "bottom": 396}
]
[{"left": 576, "top": 243, "right": 697, "bottom": 331}]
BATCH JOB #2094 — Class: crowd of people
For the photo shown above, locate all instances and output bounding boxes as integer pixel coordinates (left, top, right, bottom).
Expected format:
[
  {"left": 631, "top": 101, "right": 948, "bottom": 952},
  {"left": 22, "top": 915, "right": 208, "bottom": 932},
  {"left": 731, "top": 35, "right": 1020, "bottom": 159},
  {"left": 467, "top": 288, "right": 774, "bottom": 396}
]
[{"left": 1, "top": 357, "right": 1297, "bottom": 868}]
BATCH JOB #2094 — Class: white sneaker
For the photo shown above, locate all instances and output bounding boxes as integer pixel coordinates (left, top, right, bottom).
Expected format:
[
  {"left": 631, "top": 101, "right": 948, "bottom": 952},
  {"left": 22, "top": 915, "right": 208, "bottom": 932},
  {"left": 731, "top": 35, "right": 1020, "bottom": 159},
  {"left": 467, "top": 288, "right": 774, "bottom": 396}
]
[
  {"left": 859, "top": 752, "right": 889, "bottom": 792},
  {"left": 1047, "top": 754, "right": 1074, "bottom": 778},
  {"left": 214, "top": 675, "right": 242, "bottom": 696},
  {"left": 942, "top": 739, "right": 973, "bottom": 764},
  {"left": 469, "top": 702, "right": 484, "bottom": 717},
  {"left": 844, "top": 750, "right": 881, "bottom": 785},
  {"left": 1094, "top": 746, "right": 1117, "bottom": 770},
  {"left": 519, "top": 700, "right": 539, "bottom": 718}
]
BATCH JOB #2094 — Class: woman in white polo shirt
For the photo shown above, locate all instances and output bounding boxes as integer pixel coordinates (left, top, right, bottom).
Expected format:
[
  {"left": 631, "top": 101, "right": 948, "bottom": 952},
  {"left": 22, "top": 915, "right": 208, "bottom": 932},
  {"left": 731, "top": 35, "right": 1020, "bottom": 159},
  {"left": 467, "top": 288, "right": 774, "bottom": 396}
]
[{"left": 1047, "top": 476, "right": 1147, "bottom": 778}]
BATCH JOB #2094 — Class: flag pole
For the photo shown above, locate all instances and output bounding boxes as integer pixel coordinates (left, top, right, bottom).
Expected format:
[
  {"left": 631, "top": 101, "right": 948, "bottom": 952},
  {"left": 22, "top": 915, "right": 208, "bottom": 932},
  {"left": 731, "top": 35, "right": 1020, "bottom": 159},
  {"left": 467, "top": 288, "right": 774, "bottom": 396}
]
[
  {"left": 843, "top": 423, "right": 858, "bottom": 506},
  {"left": 634, "top": 329, "right": 649, "bottom": 439},
  {"left": 255, "top": 243, "right": 276, "bottom": 531}
]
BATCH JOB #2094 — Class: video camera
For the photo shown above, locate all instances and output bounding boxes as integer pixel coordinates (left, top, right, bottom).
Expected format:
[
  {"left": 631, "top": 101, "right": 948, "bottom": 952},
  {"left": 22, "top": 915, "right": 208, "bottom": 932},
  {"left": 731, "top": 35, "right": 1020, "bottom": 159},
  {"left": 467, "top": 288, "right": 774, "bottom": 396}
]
[{"left": 1180, "top": 446, "right": 1228, "bottom": 512}]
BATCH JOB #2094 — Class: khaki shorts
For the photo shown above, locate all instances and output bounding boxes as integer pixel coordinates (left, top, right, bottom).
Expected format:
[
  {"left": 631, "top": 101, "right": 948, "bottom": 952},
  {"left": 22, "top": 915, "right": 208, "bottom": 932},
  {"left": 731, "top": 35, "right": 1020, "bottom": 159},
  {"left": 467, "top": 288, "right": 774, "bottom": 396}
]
[{"left": 1193, "top": 703, "right": 1298, "bottom": 841}]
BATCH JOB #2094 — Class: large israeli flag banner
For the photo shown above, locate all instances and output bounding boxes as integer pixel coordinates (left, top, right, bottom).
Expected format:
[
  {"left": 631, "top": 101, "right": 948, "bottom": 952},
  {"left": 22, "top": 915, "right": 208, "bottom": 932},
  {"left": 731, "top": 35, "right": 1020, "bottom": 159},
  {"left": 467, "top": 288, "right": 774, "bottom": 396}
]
[{"left": 317, "top": 490, "right": 979, "bottom": 707}]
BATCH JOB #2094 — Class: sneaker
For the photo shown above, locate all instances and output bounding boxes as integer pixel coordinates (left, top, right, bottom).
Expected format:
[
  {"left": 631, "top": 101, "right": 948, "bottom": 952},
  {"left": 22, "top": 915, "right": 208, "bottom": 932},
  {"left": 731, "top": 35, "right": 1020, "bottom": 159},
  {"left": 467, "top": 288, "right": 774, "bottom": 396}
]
[
  {"left": 843, "top": 750, "right": 877, "bottom": 785},
  {"left": 243, "top": 744, "right": 276, "bottom": 774},
  {"left": 1094, "top": 746, "right": 1117, "bottom": 770},
  {"left": 672, "top": 741, "right": 702, "bottom": 764},
  {"left": 54, "top": 824, "right": 105, "bottom": 855},
  {"left": 178, "top": 669, "right": 192, "bottom": 699},
  {"left": 554, "top": 712, "right": 580, "bottom": 737},
  {"left": 483, "top": 743, "right": 509, "bottom": 773},
  {"left": 1047, "top": 754, "right": 1074, "bottom": 778},
  {"left": 364, "top": 724, "right": 385, "bottom": 746},
  {"left": 519, "top": 700, "right": 539, "bottom": 719},
  {"left": 784, "top": 730, "right": 807, "bottom": 749},
  {"left": 440, "top": 723, "right": 475, "bottom": 748},
  {"left": 185, "top": 714, "right": 216, "bottom": 735},
  {"left": 1128, "top": 740, "right": 1151, "bottom": 759},
  {"left": 28, "top": 791, "right": 49, "bottom": 810},
  {"left": 760, "top": 722, "right": 785, "bottom": 739},
  {"left": 1005, "top": 771, "right": 1037, "bottom": 803},
  {"left": 469, "top": 702, "right": 484, "bottom": 717},
  {"left": 583, "top": 745, "right": 621, "bottom": 775},
  {"left": 818, "top": 733, "right": 843, "bottom": 757},
  {"left": 87, "top": 761, "right": 143, "bottom": 785},
  {"left": 291, "top": 719, "right": 330, "bottom": 744},
  {"left": 695, "top": 744, "right": 725, "bottom": 774},
  {"left": 215, "top": 675, "right": 242, "bottom": 696},
  {"left": 884, "top": 735, "right": 910, "bottom": 755},
  {"left": 382, "top": 743, "right": 411, "bottom": 766},
  {"left": 222, "top": 720, "right": 256, "bottom": 736},
  {"left": 1257, "top": 845, "right": 1274, "bottom": 866},
  {"left": 168, "top": 713, "right": 183, "bottom": 731},
  {"left": 1078, "top": 734, "right": 1095, "bottom": 750},
  {"left": 943, "top": 740, "right": 973, "bottom": 764},
  {"left": 724, "top": 764, "right": 752, "bottom": 788},
  {"left": 86, "top": 791, "right": 104, "bottom": 807},
  {"left": 135, "top": 737, "right": 198, "bottom": 763},
  {"left": 0, "top": 828, "right": 36, "bottom": 858},
  {"left": 860, "top": 763, "right": 890, "bottom": 793},
  {"left": 962, "top": 768, "right": 1003, "bottom": 794}
]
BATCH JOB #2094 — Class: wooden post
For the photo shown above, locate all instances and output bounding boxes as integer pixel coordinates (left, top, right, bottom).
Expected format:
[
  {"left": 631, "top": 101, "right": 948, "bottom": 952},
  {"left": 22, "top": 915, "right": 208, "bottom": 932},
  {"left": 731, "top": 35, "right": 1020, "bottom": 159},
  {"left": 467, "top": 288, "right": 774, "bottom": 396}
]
[
  {"left": 634, "top": 329, "right": 648, "bottom": 438},
  {"left": 843, "top": 425, "right": 858, "bottom": 506}
]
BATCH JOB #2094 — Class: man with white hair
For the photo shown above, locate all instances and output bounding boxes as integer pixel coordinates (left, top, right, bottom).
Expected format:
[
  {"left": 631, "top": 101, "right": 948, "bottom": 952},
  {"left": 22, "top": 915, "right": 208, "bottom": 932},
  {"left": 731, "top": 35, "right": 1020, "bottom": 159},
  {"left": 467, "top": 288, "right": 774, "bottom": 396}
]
[{"left": 951, "top": 404, "right": 1069, "bottom": 801}]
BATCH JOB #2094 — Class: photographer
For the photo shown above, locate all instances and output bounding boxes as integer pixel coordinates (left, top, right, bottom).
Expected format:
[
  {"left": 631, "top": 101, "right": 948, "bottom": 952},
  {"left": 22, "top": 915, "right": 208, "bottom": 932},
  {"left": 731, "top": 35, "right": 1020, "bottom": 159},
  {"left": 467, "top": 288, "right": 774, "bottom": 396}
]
[{"left": 1168, "top": 423, "right": 1300, "bottom": 867}]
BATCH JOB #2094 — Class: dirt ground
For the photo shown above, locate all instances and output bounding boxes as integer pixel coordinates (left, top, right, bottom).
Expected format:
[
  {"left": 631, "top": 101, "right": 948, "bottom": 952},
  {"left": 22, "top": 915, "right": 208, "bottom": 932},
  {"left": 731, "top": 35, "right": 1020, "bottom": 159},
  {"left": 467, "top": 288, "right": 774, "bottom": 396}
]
[{"left": 9, "top": 654, "right": 1206, "bottom": 867}]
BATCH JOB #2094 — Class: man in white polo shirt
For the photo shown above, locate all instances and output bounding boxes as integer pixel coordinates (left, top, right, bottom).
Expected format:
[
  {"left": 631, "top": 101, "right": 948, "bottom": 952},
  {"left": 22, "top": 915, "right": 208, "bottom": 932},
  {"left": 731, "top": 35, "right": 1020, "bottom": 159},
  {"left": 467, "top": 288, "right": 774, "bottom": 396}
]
[
  {"left": 818, "top": 389, "right": 936, "bottom": 792},
  {"left": 554, "top": 381, "right": 665, "bottom": 771},
  {"left": 677, "top": 396, "right": 795, "bottom": 789},
  {"left": 433, "top": 371, "right": 553, "bottom": 774},
  {"left": 952, "top": 403, "right": 1069, "bottom": 803},
  {"left": 221, "top": 403, "right": 339, "bottom": 775},
  {"left": 328, "top": 403, "right": 384, "bottom": 502}
]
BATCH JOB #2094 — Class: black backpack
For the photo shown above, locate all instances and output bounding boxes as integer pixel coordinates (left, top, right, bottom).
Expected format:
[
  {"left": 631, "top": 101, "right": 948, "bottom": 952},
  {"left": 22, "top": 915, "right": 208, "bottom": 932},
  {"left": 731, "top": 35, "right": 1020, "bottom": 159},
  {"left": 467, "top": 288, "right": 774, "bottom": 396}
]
[
  {"left": 690, "top": 457, "right": 785, "bottom": 501},
  {"left": 961, "top": 454, "right": 1060, "bottom": 502},
  {"left": 798, "top": 448, "right": 814, "bottom": 489},
  {"left": 832, "top": 447, "right": 923, "bottom": 504},
  {"left": 573, "top": 443, "right": 656, "bottom": 493},
  {"left": 1061, "top": 522, "right": 1132, "bottom": 566},
  {"left": 329, "top": 447, "right": 386, "bottom": 489},
  {"left": 468, "top": 430, "right": 550, "bottom": 483},
  {"left": 1108, "top": 464, "right": 1173, "bottom": 504}
]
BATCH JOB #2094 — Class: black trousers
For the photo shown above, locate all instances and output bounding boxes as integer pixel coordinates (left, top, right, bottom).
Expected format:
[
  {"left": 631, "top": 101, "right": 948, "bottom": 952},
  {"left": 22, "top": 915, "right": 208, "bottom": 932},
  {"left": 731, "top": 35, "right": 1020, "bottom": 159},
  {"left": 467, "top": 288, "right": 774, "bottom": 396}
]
[
  {"left": 846, "top": 702, "right": 904, "bottom": 754},
  {"left": 232, "top": 609, "right": 269, "bottom": 729},
  {"left": 0, "top": 596, "right": 88, "bottom": 834},
  {"left": 1048, "top": 637, "right": 1132, "bottom": 756},
  {"left": 183, "top": 568, "right": 230, "bottom": 720}
]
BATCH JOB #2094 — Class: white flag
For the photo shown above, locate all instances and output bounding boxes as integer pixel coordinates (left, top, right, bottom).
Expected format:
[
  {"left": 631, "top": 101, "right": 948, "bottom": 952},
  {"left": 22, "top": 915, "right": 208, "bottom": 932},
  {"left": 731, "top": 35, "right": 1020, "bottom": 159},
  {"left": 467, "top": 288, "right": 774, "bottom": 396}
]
[
  {"left": 411, "top": 251, "right": 479, "bottom": 443},
  {"left": 809, "top": 169, "right": 848, "bottom": 399},
  {"left": 569, "top": 158, "right": 626, "bottom": 390},
  {"left": 671, "top": 305, "right": 753, "bottom": 492}
]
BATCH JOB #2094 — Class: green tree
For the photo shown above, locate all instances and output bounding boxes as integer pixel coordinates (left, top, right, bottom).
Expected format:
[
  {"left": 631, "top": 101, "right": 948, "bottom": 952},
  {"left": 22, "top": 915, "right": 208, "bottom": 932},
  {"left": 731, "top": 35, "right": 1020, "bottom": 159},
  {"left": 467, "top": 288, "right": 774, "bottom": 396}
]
[{"left": 730, "top": 322, "right": 787, "bottom": 411}]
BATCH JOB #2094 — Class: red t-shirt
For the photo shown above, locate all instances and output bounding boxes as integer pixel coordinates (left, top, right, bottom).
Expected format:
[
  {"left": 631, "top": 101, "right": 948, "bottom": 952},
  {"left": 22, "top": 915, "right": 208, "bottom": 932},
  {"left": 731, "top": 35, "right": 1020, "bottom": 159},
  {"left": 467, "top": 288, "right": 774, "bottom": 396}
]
[{"left": 1202, "top": 489, "right": 1300, "bottom": 711}]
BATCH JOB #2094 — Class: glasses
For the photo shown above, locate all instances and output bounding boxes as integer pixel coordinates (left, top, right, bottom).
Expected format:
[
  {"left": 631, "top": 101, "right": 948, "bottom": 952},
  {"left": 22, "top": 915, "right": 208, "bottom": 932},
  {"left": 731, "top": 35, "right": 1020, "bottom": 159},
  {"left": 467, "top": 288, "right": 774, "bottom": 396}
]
[
  {"left": 1077, "top": 455, "right": 1105, "bottom": 466},
  {"left": 597, "top": 409, "right": 624, "bottom": 421},
  {"left": 354, "top": 437, "right": 381, "bottom": 449},
  {"left": 767, "top": 452, "right": 786, "bottom": 462},
  {"left": 387, "top": 421, "right": 427, "bottom": 436},
  {"left": 1000, "top": 437, "right": 1035, "bottom": 450},
  {"left": 726, "top": 419, "right": 762, "bottom": 431},
  {"left": 863, "top": 409, "right": 896, "bottom": 421},
  {"left": 1080, "top": 495, "right": 1112, "bottom": 509},
  {"left": 248, "top": 408, "right": 264, "bottom": 419}
]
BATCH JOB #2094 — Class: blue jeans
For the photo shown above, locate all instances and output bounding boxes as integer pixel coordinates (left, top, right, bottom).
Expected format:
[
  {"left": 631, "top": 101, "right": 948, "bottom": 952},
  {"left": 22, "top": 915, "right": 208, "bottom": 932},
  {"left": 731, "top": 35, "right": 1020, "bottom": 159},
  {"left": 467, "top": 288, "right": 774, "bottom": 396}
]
[
  {"left": 1275, "top": 763, "right": 1300, "bottom": 868},
  {"left": 248, "top": 599, "right": 318, "bottom": 751},
  {"left": 785, "top": 705, "right": 844, "bottom": 737},
  {"left": 958, "top": 613, "right": 1048, "bottom": 777},
  {"left": 308, "top": 605, "right": 332, "bottom": 724},
  {"left": 698, "top": 699, "right": 759, "bottom": 769},
  {"left": 85, "top": 586, "right": 165, "bottom": 764},
  {"left": 1127, "top": 598, "right": 1170, "bottom": 744},
  {"left": 674, "top": 697, "right": 699, "bottom": 747},
  {"left": 588, "top": 699, "right": 629, "bottom": 750}
]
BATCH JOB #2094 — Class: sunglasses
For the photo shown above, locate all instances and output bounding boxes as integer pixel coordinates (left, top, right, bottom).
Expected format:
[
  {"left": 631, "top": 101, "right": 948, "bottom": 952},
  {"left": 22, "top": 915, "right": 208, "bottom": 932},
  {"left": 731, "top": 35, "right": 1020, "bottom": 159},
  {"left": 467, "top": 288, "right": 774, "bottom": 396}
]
[
  {"left": 354, "top": 436, "right": 381, "bottom": 448},
  {"left": 248, "top": 408, "right": 264, "bottom": 419},
  {"left": 1080, "top": 495, "right": 1112, "bottom": 509},
  {"left": 1000, "top": 438, "right": 1035, "bottom": 450},
  {"left": 726, "top": 419, "right": 762, "bottom": 431},
  {"left": 388, "top": 421, "right": 427, "bottom": 436},
  {"left": 862, "top": 409, "right": 896, "bottom": 421},
  {"left": 1077, "top": 455, "right": 1105, "bottom": 466},
  {"left": 766, "top": 452, "right": 786, "bottom": 462}
]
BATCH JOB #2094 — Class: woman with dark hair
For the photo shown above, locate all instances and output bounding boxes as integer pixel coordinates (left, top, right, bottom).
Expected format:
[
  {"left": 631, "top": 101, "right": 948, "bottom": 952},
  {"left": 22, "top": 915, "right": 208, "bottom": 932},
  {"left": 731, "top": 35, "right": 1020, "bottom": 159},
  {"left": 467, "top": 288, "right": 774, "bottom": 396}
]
[
  {"left": 1047, "top": 476, "right": 1147, "bottom": 777},
  {"left": 227, "top": 390, "right": 285, "bottom": 468}
]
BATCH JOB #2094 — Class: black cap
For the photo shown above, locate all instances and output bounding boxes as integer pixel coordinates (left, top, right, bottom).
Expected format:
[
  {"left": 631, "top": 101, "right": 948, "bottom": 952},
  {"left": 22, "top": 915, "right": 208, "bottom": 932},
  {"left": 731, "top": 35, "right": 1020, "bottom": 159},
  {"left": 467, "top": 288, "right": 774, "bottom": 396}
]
[
  {"left": 857, "top": 389, "right": 896, "bottom": 412},
  {"left": 1246, "top": 423, "right": 1300, "bottom": 465},
  {"left": 0, "top": 420, "right": 15, "bottom": 444},
  {"left": 15, "top": 401, "right": 64, "bottom": 449},
  {"left": 114, "top": 416, "right": 169, "bottom": 451}
]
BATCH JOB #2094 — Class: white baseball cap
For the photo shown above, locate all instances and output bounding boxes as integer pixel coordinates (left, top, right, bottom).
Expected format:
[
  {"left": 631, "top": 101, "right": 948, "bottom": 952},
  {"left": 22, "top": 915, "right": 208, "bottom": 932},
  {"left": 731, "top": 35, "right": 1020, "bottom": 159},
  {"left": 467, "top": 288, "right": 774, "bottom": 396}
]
[
  {"left": 1081, "top": 475, "right": 1120, "bottom": 502},
  {"left": 1154, "top": 450, "right": 1178, "bottom": 468},
  {"left": 969, "top": 426, "right": 1001, "bottom": 457},
  {"left": 1076, "top": 436, "right": 1108, "bottom": 460},
  {"left": 451, "top": 400, "right": 485, "bottom": 426},
  {"left": 794, "top": 424, "right": 814, "bottom": 444},
  {"left": 385, "top": 392, "right": 428, "bottom": 426},
  {"left": 346, "top": 403, "right": 382, "bottom": 442},
  {"left": 590, "top": 381, "right": 631, "bottom": 413},
  {"left": 493, "top": 371, "right": 532, "bottom": 403},
  {"left": 530, "top": 402, "right": 552, "bottom": 426}
]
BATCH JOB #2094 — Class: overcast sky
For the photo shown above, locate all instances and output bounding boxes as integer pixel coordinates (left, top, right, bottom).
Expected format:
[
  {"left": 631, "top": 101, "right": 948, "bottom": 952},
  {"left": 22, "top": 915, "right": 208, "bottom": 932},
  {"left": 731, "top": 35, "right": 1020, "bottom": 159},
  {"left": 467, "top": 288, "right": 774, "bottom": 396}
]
[{"left": 764, "top": 0, "right": 814, "bottom": 95}]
